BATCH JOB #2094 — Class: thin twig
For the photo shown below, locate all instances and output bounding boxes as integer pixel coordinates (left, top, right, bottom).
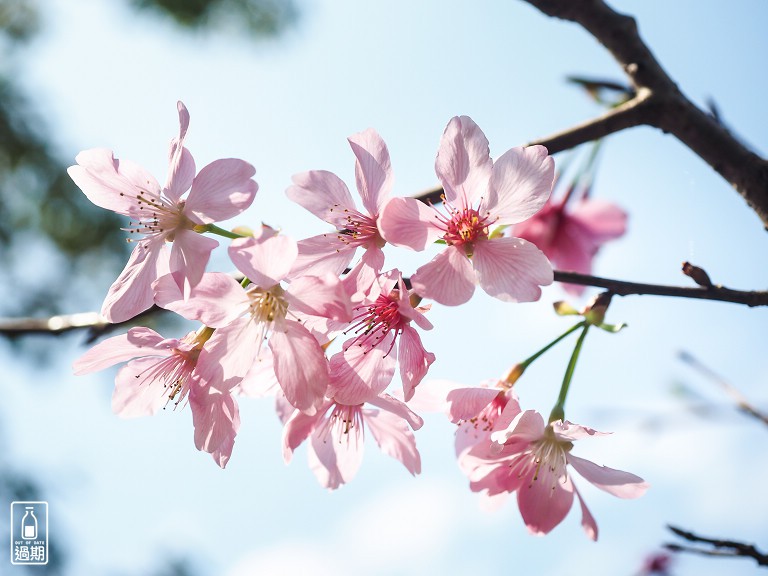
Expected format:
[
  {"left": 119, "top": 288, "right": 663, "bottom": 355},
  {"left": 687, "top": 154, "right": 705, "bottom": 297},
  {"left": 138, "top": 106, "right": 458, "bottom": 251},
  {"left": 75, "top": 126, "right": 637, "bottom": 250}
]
[
  {"left": 553, "top": 270, "right": 768, "bottom": 307},
  {"left": 665, "top": 525, "right": 768, "bottom": 567},
  {"left": 678, "top": 350, "right": 768, "bottom": 427}
]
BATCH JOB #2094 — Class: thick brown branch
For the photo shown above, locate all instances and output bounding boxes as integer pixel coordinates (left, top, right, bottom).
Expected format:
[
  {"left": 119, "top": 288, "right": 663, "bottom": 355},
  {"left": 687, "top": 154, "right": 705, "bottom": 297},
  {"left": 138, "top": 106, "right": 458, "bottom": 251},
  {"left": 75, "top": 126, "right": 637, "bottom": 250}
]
[
  {"left": 519, "top": 0, "right": 768, "bottom": 228},
  {"left": 666, "top": 525, "right": 768, "bottom": 567},
  {"left": 554, "top": 270, "right": 768, "bottom": 307}
]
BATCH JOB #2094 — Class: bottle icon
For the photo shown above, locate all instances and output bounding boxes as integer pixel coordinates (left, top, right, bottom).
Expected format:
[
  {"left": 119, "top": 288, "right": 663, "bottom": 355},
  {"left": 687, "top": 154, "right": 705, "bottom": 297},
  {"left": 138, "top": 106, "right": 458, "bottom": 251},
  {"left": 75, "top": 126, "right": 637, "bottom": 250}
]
[{"left": 21, "top": 507, "right": 37, "bottom": 540}]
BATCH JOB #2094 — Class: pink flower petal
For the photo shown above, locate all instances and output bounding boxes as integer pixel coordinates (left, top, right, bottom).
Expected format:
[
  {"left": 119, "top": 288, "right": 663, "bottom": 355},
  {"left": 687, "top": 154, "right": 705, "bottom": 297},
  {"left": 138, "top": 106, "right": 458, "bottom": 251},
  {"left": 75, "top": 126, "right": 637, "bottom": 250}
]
[
  {"left": 567, "top": 454, "right": 650, "bottom": 499},
  {"left": 410, "top": 246, "right": 476, "bottom": 306},
  {"left": 229, "top": 235, "right": 297, "bottom": 288},
  {"left": 164, "top": 102, "right": 195, "bottom": 202},
  {"left": 72, "top": 327, "right": 167, "bottom": 375},
  {"left": 164, "top": 147, "right": 195, "bottom": 203},
  {"left": 269, "top": 319, "right": 329, "bottom": 414},
  {"left": 378, "top": 197, "right": 443, "bottom": 250},
  {"left": 518, "top": 469, "right": 575, "bottom": 537},
  {"left": 491, "top": 409, "right": 545, "bottom": 446},
  {"left": 435, "top": 116, "right": 492, "bottom": 207},
  {"left": 285, "top": 273, "right": 353, "bottom": 322},
  {"left": 341, "top": 245, "right": 385, "bottom": 301},
  {"left": 398, "top": 325, "right": 435, "bottom": 401},
  {"left": 111, "top": 357, "right": 171, "bottom": 418},
  {"left": 68, "top": 149, "right": 161, "bottom": 216},
  {"left": 348, "top": 127, "right": 393, "bottom": 216},
  {"left": 288, "top": 234, "right": 356, "bottom": 279},
  {"left": 486, "top": 145, "right": 554, "bottom": 225},
  {"left": 328, "top": 333, "right": 397, "bottom": 405},
  {"left": 168, "top": 228, "right": 219, "bottom": 292},
  {"left": 365, "top": 409, "right": 421, "bottom": 475},
  {"left": 574, "top": 484, "right": 599, "bottom": 541},
  {"left": 286, "top": 170, "right": 356, "bottom": 228},
  {"left": 153, "top": 272, "right": 246, "bottom": 328},
  {"left": 101, "top": 239, "right": 166, "bottom": 323},
  {"left": 551, "top": 419, "right": 609, "bottom": 441},
  {"left": 189, "top": 382, "right": 240, "bottom": 469},
  {"left": 569, "top": 199, "right": 628, "bottom": 241},
  {"left": 308, "top": 411, "right": 365, "bottom": 489},
  {"left": 236, "top": 346, "right": 280, "bottom": 398},
  {"left": 197, "top": 318, "right": 261, "bottom": 386},
  {"left": 472, "top": 237, "right": 553, "bottom": 303},
  {"left": 282, "top": 403, "right": 328, "bottom": 463},
  {"left": 185, "top": 159, "right": 257, "bottom": 223},
  {"left": 367, "top": 393, "right": 424, "bottom": 430},
  {"left": 446, "top": 386, "right": 501, "bottom": 423}
]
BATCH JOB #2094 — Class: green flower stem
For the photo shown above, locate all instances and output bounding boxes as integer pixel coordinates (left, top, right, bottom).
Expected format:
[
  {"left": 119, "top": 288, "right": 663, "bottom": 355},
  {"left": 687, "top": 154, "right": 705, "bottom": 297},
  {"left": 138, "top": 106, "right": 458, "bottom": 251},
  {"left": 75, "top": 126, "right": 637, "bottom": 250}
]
[
  {"left": 194, "top": 223, "right": 246, "bottom": 240},
  {"left": 521, "top": 321, "right": 585, "bottom": 370},
  {"left": 549, "top": 323, "right": 590, "bottom": 423}
]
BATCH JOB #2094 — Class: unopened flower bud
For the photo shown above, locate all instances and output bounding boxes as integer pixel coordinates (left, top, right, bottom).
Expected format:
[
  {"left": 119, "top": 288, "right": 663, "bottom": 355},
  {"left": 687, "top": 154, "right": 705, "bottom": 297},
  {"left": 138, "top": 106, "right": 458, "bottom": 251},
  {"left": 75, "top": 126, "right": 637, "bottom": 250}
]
[
  {"left": 583, "top": 291, "right": 612, "bottom": 326},
  {"left": 682, "top": 261, "right": 713, "bottom": 288}
]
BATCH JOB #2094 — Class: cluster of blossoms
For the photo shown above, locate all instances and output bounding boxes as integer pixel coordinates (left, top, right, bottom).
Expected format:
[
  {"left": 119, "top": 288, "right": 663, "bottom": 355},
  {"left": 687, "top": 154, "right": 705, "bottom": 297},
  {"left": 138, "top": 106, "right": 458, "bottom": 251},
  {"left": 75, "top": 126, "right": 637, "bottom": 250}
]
[{"left": 71, "top": 101, "right": 642, "bottom": 537}]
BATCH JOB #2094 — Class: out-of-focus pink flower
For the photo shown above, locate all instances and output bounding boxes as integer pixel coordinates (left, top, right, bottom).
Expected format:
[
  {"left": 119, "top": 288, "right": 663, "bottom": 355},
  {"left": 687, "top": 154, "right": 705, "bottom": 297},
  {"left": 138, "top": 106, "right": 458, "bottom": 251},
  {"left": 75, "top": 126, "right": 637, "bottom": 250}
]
[
  {"left": 327, "top": 269, "right": 435, "bottom": 404},
  {"left": 72, "top": 326, "right": 240, "bottom": 468},
  {"left": 282, "top": 392, "right": 423, "bottom": 490},
  {"left": 286, "top": 127, "right": 392, "bottom": 292},
  {"left": 640, "top": 551, "right": 673, "bottom": 575},
  {"left": 463, "top": 409, "right": 648, "bottom": 540},
  {"left": 512, "top": 185, "right": 627, "bottom": 295},
  {"left": 68, "top": 101, "right": 258, "bottom": 322},
  {"left": 153, "top": 229, "right": 353, "bottom": 415},
  {"left": 379, "top": 116, "right": 554, "bottom": 306}
]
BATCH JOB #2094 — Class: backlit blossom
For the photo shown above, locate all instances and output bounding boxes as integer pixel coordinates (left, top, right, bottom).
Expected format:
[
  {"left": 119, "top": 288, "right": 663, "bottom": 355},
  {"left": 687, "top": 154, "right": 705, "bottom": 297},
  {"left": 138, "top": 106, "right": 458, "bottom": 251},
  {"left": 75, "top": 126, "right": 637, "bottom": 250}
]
[
  {"left": 379, "top": 116, "right": 554, "bottom": 305},
  {"left": 282, "top": 392, "right": 423, "bottom": 490},
  {"left": 511, "top": 183, "right": 627, "bottom": 295},
  {"left": 72, "top": 326, "right": 240, "bottom": 468},
  {"left": 286, "top": 127, "right": 392, "bottom": 291},
  {"left": 68, "top": 101, "right": 258, "bottom": 322},
  {"left": 153, "top": 229, "right": 352, "bottom": 414},
  {"left": 327, "top": 269, "right": 435, "bottom": 404},
  {"left": 463, "top": 409, "right": 648, "bottom": 540}
]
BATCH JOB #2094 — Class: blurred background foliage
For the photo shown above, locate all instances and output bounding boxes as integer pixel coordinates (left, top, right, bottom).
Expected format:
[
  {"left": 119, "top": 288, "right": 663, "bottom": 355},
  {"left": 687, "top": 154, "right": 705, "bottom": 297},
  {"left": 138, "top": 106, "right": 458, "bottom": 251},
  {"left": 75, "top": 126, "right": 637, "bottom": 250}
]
[
  {"left": 0, "top": 1, "right": 296, "bottom": 573},
  {"left": 0, "top": 0, "right": 298, "bottom": 318}
]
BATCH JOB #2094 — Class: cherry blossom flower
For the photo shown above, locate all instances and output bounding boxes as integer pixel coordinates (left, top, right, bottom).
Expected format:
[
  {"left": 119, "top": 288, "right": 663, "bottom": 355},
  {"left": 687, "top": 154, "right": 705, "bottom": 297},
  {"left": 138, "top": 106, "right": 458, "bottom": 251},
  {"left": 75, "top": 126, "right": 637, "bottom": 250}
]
[
  {"left": 379, "top": 116, "right": 555, "bottom": 306},
  {"left": 285, "top": 127, "right": 392, "bottom": 289},
  {"left": 327, "top": 269, "right": 435, "bottom": 404},
  {"left": 463, "top": 409, "right": 648, "bottom": 540},
  {"left": 282, "top": 392, "right": 423, "bottom": 490},
  {"left": 67, "top": 101, "right": 258, "bottom": 322},
  {"left": 153, "top": 229, "right": 353, "bottom": 415},
  {"left": 511, "top": 186, "right": 627, "bottom": 295},
  {"left": 72, "top": 326, "right": 240, "bottom": 468}
]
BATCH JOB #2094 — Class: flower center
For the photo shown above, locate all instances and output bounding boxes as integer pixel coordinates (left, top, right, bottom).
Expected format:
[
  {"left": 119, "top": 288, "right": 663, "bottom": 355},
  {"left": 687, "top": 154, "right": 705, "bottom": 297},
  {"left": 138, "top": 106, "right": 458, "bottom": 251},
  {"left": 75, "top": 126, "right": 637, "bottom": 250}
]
[
  {"left": 121, "top": 190, "right": 187, "bottom": 242},
  {"left": 318, "top": 403, "right": 364, "bottom": 448},
  {"left": 327, "top": 205, "right": 385, "bottom": 248},
  {"left": 245, "top": 285, "right": 289, "bottom": 347},
  {"left": 433, "top": 196, "right": 496, "bottom": 257},
  {"left": 343, "top": 289, "right": 403, "bottom": 355},
  {"left": 528, "top": 430, "right": 571, "bottom": 487},
  {"left": 459, "top": 391, "right": 508, "bottom": 434}
]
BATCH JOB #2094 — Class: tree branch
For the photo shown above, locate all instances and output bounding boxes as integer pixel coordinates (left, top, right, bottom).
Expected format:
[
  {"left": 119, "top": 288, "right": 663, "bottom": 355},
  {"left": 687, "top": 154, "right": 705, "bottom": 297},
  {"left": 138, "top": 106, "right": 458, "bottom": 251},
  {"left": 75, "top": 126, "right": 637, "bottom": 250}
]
[
  {"left": 555, "top": 270, "right": 768, "bottom": 307},
  {"left": 665, "top": 525, "right": 768, "bottom": 567},
  {"left": 518, "top": 0, "right": 768, "bottom": 228},
  {"left": 2, "top": 270, "right": 766, "bottom": 338}
]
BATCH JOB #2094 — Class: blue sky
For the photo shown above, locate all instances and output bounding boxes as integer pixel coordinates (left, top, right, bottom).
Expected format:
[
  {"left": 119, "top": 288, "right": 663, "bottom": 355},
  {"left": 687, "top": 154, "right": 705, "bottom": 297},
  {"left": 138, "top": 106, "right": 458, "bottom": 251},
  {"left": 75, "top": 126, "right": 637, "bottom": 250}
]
[{"left": 3, "top": 0, "right": 768, "bottom": 574}]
